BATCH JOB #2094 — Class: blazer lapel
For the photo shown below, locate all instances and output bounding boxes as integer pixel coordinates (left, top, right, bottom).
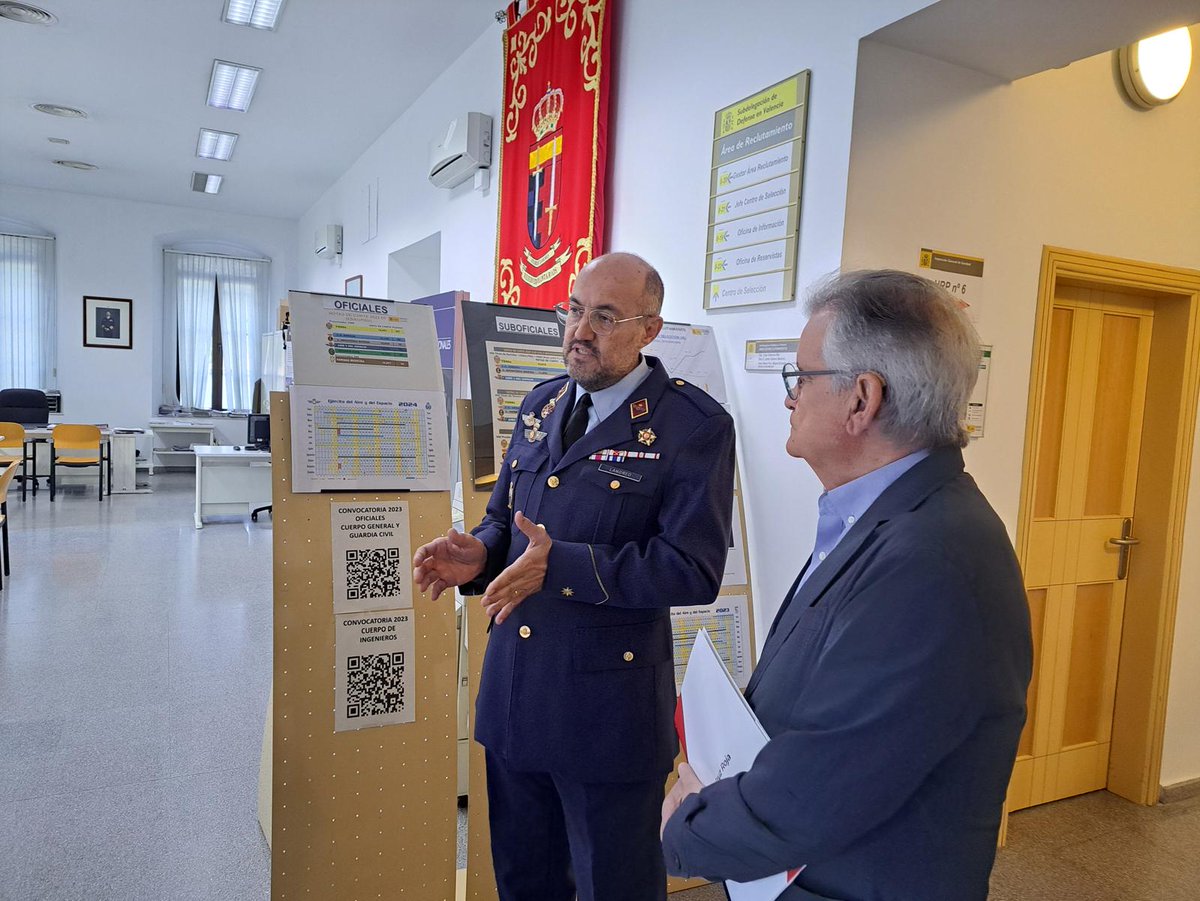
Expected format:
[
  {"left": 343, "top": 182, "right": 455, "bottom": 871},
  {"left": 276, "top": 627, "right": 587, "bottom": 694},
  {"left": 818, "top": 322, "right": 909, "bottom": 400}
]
[{"left": 545, "top": 382, "right": 573, "bottom": 466}]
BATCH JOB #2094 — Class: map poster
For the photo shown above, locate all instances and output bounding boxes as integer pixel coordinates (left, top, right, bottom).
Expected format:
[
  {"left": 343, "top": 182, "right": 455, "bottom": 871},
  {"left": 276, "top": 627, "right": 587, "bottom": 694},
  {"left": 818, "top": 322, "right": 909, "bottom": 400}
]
[
  {"left": 331, "top": 501, "right": 413, "bottom": 614},
  {"left": 288, "top": 384, "right": 450, "bottom": 493},
  {"left": 334, "top": 610, "right": 416, "bottom": 732},
  {"left": 645, "top": 322, "right": 729, "bottom": 405},
  {"left": 461, "top": 301, "right": 564, "bottom": 484}
]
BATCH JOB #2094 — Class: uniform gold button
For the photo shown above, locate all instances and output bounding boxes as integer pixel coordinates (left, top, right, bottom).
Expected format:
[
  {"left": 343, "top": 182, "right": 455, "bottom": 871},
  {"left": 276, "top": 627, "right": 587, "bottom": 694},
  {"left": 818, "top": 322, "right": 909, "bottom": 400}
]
[
  {"left": 519, "top": 625, "right": 532, "bottom": 638},
  {"left": 547, "top": 475, "right": 560, "bottom": 488},
  {"left": 510, "top": 459, "right": 517, "bottom": 469},
  {"left": 609, "top": 480, "right": 621, "bottom": 490},
  {"left": 675, "top": 379, "right": 685, "bottom": 386},
  {"left": 623, "top": 651, "right": 634, "bottom": 662}
]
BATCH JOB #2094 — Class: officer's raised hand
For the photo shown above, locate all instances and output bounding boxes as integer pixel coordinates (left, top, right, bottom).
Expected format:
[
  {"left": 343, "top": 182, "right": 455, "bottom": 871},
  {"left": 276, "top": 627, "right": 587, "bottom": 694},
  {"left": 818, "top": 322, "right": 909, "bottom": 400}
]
[
  {"left": 412, "top": 528, "right": 487, "bottom": 601},
  {"left": 481, "top": 511, "right": 551, "bottom": 625}
]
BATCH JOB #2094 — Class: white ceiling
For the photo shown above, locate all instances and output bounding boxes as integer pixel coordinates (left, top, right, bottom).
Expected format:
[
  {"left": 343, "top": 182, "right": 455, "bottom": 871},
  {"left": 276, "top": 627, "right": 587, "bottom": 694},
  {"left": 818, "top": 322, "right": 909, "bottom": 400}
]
[
  {"left": 0, "top": 0, "right": 501, "bottom": 220},
  {"left": 869, "top": 0, "right": 1200, "bottom": 81}
]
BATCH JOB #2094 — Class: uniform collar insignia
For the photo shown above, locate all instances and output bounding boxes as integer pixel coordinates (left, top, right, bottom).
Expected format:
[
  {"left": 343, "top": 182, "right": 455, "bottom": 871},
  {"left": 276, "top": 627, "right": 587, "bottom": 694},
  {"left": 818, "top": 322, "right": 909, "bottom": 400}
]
[{"left": 629, "top": 397, "right": 650, "bottom": 420}]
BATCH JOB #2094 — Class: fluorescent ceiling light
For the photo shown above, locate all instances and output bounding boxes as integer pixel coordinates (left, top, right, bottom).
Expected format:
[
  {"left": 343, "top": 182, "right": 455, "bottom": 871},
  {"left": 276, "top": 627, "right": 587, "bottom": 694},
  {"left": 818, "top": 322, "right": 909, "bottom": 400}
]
[
  {"left": 207, "top": 60, "right": 261, "bottom": 112},
  {"left": 33, "top": 103, "right": 87, "bottom": 118},
  {"left": 54, "top": 160, "right": 97, "bottom": 171},
  {"left": 197, "top": 128, "right": 239, "bottom": 161},
  {"left": 1119, "top": 27, "right": 1193, "bottom": 108},
  {"left": 222, "top": 0, "right": 285, "bottom": 30},
  {"left": 192, "top": 172, "right": 224, "bottom": 194}
]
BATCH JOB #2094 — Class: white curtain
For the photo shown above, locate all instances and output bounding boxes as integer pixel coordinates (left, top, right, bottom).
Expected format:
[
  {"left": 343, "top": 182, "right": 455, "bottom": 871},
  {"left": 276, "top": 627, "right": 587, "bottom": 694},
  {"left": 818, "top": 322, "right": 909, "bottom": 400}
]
[
  {"left": 0, "top": 233, "right": 57, "bottom": 389},
  {"left": 164, "top": 252, "right": 216, "bottom": 409},
  {"left": 213, "top": 255, "right": 269, "bottom": 412},
  {"left": 163, "top": 250, "right": 270, "bottom": 411}
]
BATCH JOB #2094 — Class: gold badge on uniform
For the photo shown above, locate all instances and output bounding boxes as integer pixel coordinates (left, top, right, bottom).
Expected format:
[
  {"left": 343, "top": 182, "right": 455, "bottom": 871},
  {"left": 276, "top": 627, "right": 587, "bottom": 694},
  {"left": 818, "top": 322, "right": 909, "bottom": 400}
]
[
  {"left": 523, "top": 411, "right": 546, "bottom": 443},
  {"left": 541, "top": 383, "right": 570, "bottom": 419},
  {"left": 637, "top": 427, "right": 657, "bottom": 447},
  {"left": 629, "top": 398, "right": 649, "bottom": 420}
]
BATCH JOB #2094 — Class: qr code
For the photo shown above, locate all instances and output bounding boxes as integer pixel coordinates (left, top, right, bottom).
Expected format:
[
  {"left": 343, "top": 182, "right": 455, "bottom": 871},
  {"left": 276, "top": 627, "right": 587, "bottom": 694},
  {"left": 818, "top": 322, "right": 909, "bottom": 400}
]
[
  {"left": 345, "top": 547, "right": 402, "bottom": 601},
  {"left": 345, "top": 653, "right": 405, "bottom": 718}
]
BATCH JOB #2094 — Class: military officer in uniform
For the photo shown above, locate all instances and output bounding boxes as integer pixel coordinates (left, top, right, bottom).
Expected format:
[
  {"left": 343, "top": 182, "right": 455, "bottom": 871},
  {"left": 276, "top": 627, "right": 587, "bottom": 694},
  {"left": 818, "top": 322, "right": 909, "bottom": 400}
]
[{"left": 413, "top": 252, "right": 735, "bottom": 901}]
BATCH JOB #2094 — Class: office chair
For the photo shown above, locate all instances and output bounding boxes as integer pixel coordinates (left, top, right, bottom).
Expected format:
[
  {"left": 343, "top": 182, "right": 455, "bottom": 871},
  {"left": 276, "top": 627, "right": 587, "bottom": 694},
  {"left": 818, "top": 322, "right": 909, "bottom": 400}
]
[
  {"left": 50, "top": 424, "right": 107, "bottom": 502},
  {"left": 0, "top": 461, "right": 18, "bottom": 589},
  {"left": 0, "top": 389, "right": 50, "bottom": 426},
  {"left": 0, "top": 422, "right": 30, "bottom": 501},
  {"left": 247, "top": 413, "right": 272, "bottom": 522}
]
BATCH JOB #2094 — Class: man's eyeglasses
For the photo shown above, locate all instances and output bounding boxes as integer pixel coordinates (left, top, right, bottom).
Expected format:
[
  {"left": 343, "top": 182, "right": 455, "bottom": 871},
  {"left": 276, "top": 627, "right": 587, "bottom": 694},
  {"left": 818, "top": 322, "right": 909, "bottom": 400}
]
[
  {"left": 781, "top": 362, "right": 853, "bottom": 400},
  {"left": 554, "top": 301, "right": 650, "bottom": 337}
]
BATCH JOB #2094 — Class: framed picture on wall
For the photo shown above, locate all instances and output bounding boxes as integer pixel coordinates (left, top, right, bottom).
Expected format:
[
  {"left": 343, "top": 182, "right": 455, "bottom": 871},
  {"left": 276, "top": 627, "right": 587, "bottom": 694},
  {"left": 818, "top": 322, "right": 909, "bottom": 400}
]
[
  {"left": 345, "top": 275, "right": 363, "bottom": 298},
  {"left": 82, "top": 296, "right": 133, "bottom": 349}
]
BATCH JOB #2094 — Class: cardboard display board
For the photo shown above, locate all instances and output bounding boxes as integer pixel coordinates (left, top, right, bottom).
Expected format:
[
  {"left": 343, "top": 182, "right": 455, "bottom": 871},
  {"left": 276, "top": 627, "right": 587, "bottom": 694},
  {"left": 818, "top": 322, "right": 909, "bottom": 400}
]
[
  {"left": 271, "top": 392, "right": 457, "bottom": 900},
  {"left": 458, "top": 401, "right": 500, "bottom": 901}
]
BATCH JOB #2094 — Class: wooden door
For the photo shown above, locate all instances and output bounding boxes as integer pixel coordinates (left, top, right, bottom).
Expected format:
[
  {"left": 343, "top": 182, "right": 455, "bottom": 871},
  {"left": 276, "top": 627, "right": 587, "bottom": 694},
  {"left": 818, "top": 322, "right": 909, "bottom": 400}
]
[{"left": 1007, "top": 282, "right": 1153, "bottom": 811}]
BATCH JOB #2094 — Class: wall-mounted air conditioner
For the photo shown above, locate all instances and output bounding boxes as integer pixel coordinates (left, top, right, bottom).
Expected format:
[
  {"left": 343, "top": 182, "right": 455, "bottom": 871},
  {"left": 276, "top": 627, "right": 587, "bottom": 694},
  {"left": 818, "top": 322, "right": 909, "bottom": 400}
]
[{"left": 429, "top": 113, "right": 493, "bottom": 189}]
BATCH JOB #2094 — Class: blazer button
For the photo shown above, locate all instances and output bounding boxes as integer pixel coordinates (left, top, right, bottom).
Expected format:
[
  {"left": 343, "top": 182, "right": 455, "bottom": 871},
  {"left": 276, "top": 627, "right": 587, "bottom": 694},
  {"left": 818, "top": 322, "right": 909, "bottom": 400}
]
[
  {"left": 547, "top": 475, "right": 560, "bottom": 488},
  {"left": 510, "top": 459, "right": 518, "bottom": 469},
  {"left": 623, "top": 651, "right": 634, "bottom": 662},
  {"left": 609, "top": 479, "right": 621, "bottom": 490},
  {"left": 519, "top": 625, "right": 532, "bottom": 638}
]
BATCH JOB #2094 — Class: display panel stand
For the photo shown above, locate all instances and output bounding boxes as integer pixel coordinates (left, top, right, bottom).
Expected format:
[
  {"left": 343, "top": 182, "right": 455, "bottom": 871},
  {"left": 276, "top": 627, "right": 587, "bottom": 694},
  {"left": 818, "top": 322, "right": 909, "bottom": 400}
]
[
  {"left": 458, "top": 400, "right": 500, "bottom": 901},
  {"left": 270, "top": 392, "right": 457, "bottom": 900}
]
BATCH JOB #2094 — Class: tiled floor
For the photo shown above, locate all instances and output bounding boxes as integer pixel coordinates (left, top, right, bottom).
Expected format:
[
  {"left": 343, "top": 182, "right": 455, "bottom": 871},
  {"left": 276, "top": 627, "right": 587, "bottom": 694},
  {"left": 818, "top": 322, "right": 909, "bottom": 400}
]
[{"left": 2, "top": 475, "right": 1197, "bottom": 900}]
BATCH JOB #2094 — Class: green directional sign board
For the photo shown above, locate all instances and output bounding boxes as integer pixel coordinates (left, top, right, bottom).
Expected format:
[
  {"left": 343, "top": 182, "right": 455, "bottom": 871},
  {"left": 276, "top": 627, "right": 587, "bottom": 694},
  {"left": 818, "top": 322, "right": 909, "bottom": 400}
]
[{"left": 705, "top": 72, "right": 810, "bottom": 310}]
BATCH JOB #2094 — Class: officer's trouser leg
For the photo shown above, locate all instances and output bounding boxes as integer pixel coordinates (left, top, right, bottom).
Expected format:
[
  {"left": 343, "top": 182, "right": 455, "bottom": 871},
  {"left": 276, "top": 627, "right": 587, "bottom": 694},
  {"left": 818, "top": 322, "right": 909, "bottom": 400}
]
[
  {"left": 553, "top": 771, "right": 668, "bottom": 901},
  {"left": 485, "top": 750, "right": 575, "bottom": 901}
]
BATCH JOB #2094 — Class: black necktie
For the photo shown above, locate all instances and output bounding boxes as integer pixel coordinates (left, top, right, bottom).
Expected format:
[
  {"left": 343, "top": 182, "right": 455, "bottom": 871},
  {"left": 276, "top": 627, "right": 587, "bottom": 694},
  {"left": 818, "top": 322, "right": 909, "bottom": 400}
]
[{"left": 562, "top": 393, "right": 592, "bottom": 451}]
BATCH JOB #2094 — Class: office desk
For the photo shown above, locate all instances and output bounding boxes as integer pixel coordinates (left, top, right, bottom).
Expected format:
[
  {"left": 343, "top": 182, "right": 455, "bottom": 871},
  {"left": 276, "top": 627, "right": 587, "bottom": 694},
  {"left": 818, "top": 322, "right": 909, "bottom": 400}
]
[{"left": 194, "top": 446, "right": 272, "bottom": 528}]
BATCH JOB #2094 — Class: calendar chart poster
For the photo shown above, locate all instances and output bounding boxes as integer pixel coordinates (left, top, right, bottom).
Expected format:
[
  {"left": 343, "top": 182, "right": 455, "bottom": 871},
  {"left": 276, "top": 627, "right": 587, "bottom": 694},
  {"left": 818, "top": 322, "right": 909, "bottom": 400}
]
[
  {"left": 671, "top": 596, "right": 753, "bottom": 691},
  {"left": 334, "top": 610, "right": 416, "bottom": 732},
  {"left": 288, "top": 384, "right": 450, "bottom": 493},
  {"left": 331, "top": 501, "right": 413, "bottom": 614}
]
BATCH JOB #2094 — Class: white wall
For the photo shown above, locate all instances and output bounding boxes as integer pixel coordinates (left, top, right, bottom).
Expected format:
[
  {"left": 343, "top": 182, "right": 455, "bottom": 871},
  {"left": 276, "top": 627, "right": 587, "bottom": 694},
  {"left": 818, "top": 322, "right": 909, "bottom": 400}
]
[
  {"left": 841, "top": 33, "right": 1200, "bottom": 783},
  {"left": 298, "top": 0, "right": 933, "bottom": 643},
  {"left": 0, "top": 184, "right": 297, "bottom": 440}
]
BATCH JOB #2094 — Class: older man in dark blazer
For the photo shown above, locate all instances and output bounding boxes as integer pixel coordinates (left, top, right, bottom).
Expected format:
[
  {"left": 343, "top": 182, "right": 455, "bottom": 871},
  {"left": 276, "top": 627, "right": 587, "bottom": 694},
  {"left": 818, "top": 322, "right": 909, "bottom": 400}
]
[
  {"left": 414, "top": 252, "right": 735, "bottom": 901},
  {"left": 661, "top": 270, "right": 1032, "bottom": 901}
]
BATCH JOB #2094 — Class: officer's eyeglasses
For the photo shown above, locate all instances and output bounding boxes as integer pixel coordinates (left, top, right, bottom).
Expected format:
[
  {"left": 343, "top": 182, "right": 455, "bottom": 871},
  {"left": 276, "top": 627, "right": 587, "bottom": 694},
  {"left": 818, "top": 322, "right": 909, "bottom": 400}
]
[
  {"left": 781, "top": 362, "right": 855, "bottom": 400},
  {"left": 553, "top": 301, "right": 650, "bottom": 337}
]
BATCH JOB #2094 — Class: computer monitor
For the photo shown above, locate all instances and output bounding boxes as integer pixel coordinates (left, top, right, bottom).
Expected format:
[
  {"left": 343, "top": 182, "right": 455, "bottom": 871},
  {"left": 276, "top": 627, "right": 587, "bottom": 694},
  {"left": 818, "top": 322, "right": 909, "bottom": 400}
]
[{"left": 247, "top": 413, "right": 270, "bottom": 450}]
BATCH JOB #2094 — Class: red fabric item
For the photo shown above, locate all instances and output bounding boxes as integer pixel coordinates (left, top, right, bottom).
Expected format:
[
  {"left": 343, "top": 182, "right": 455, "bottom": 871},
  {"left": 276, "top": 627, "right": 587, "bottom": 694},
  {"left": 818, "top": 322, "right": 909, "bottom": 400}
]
[
  {"left": 495, "top": 0, "right": 613, "bottom": 308},
  {"left": 674, "top": 694, "right": 687, "bottom": 759}
]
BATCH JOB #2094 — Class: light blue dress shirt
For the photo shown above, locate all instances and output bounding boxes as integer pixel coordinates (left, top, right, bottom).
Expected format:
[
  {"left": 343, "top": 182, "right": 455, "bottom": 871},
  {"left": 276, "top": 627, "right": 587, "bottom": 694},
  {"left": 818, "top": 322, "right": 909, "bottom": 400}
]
[
  {"left": 795, "top": 449, "right": 931, "bottom": 592},
  {"left": 570, "top": 356, "right": 652, "bottom": 435}
]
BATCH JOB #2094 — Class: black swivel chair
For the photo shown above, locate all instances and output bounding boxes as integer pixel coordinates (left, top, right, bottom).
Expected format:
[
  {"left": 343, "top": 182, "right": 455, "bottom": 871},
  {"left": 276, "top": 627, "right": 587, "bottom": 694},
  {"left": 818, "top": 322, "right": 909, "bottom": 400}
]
[
  {"left": 247, "top": 413, "right": 272, "bottom": 522},
  {"left": 0, "top": 389, "right": 50, "bottom": 495}
]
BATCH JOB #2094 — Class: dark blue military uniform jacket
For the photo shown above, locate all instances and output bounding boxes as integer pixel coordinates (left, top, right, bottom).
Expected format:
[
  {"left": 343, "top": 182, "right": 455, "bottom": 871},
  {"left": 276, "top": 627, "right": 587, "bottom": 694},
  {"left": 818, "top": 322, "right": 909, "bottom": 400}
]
[
  {"left": 661, "top": 447, "right": 1032, "bottom": 900},
  {"left": 468, "top": 356, "right": 736, "bottom": 782}
]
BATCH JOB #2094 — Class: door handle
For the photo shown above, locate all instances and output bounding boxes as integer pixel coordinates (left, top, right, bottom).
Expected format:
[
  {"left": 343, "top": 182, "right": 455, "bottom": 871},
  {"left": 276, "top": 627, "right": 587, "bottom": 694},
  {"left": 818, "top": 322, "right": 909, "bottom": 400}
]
[{"left": 1108, "top": 518, "right": 1140, "bottom": 580}]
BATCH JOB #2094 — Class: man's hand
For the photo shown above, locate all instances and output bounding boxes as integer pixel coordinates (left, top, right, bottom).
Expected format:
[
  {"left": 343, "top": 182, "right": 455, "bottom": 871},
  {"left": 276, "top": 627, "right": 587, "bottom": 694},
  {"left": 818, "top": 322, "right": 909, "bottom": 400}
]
[
  {"left": 412, "top": 528, "right": 487, "bottom": 601},
  {"left": 481, "top": 512, "right": 551, "bottom": 625},
  {"left": 661, "top": 762, "right": 703, "bottom": 838}
]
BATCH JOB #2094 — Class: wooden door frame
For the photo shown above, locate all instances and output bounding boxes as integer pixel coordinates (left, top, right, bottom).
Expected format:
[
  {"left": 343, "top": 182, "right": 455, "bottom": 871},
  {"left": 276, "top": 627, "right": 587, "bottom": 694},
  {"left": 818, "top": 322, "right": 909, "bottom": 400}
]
[{"left": 1016, "top": 246, "right": 1200, "bottom": 805}]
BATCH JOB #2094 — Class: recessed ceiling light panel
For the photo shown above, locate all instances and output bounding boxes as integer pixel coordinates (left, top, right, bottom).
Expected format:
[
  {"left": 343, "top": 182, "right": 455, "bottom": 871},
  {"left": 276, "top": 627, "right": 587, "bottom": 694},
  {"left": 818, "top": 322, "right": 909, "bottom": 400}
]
[
  {"left": 0, "top": 2, "right": 56, "bottom": 25},
  {"left": 207, "top": 60, "right": 261, "bottom": 112},
  {"left": 53, "top": 160, "right": 97, "bottom": 171},
  {"left": 191, "top": 172, "right": 224, "bottom": 194},
  {"left": 33, "top": 103, "right": 87, "bottom": 118},
  {"left": 222, "top": 0, "right": 285, "bottom": 30},
  {"left": 197, "top": 128, "right": 239, "bottom": 161},
  {"left": 1119, "top": 26, "right": 1193, "bottom": 108}
]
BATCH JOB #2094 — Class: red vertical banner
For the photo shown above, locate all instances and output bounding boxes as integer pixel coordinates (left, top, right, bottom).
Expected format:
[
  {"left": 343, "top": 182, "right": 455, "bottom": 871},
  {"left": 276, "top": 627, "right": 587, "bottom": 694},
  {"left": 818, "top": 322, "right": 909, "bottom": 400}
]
[{"left": 495, "top": 0, "right": 612, "bottom": 309}]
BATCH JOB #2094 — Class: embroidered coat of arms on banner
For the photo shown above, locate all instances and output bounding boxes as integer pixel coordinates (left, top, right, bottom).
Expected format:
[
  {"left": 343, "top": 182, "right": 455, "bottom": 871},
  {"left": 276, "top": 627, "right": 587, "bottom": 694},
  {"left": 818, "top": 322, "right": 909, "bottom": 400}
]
[{"left": 494, "top": 0, "right": 612, "bottom": 309}]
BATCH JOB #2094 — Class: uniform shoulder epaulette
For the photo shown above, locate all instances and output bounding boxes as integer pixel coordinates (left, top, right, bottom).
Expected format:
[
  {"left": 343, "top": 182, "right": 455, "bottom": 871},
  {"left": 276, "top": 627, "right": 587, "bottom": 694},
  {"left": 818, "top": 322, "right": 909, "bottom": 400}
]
[{"left": 666, "top": 376, "right": 727, "bottom": 416}]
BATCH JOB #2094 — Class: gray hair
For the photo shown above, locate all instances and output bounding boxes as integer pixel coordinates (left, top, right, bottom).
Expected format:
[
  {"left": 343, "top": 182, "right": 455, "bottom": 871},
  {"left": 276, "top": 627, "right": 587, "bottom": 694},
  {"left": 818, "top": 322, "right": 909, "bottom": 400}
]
[{"left": 805, "top": 269, "right": 980, "bottom": 449}]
